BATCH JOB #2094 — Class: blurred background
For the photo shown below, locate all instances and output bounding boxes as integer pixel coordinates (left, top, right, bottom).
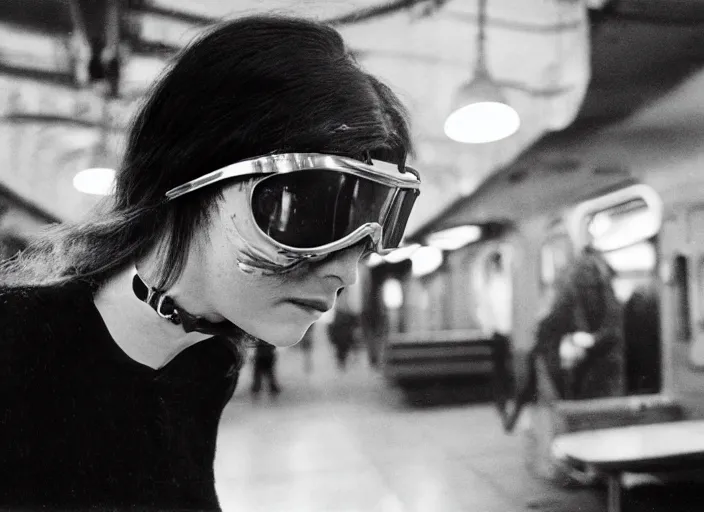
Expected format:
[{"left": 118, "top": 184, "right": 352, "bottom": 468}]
[
  {"left": 2, "top": 1, "right": 704, "bottom": 511},
  {"left": 0, "top": 0, "right": 701, "bottom": 243}
]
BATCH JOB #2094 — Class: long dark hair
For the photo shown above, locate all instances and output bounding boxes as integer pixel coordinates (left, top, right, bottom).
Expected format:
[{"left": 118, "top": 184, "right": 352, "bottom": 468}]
[{"left": 0, "top": 14, "right": 413, "bottom": 291}]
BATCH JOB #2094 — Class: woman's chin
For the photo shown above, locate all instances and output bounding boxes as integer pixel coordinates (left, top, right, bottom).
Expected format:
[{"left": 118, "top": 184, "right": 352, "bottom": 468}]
[
  {"left": 267, "top": 338, "right": 301, "bottom": 349},
  {"left": 247, "top": 323, "right": 311, "bottom": 348}
]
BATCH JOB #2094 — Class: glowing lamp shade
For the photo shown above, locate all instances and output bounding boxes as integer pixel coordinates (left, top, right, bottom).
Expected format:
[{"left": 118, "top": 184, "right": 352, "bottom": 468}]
[
  {"left": 73, "top": 168, "right": 116, "bottom": 195},
  {"left": 444, "top": 75, "right": 520, "bottom": 144}
]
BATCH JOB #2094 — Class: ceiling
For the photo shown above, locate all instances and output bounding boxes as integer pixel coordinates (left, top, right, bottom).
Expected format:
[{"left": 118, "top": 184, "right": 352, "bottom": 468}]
[
  {"left": 408, "top": 60, "right": 704, "bottom": 240},
  {"left": 0, "top": 0, "right": 703, "bottom": 234}
]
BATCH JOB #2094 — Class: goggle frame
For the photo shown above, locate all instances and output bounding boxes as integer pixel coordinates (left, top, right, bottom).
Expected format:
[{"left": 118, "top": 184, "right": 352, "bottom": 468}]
[{"left": 165, "top": 153, "right": 421, "bottom": 257}]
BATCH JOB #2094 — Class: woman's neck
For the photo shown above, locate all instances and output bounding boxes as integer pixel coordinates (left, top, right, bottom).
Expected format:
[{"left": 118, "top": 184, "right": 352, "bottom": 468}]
[{"left": 92, "top": 266, "right": 210, "bottom": 370}]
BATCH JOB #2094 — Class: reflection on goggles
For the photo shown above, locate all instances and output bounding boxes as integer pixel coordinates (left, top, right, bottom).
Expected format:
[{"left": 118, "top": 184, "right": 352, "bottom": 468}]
[{"left": 251, "top": 170, "right": 416, "bottom": 252}]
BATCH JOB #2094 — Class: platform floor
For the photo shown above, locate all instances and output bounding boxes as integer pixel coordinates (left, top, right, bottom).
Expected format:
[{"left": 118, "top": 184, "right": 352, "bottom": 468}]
[{"left": 213, "top": 337, "right": 605, "bottom": 512}]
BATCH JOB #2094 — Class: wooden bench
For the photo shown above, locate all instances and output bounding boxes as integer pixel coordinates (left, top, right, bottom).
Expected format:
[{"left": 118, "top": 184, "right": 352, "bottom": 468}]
[
  {"left": 381, "top": 329, "right": 494, "bottom": 380},
  {"left": 552, "top": 419, "right": 704, "bottom": 512}
]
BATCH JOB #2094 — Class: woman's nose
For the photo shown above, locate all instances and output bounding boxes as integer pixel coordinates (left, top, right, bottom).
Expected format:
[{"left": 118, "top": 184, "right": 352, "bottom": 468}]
[{"left": 313, "top": 241, "right": 368, "bottom": 288}]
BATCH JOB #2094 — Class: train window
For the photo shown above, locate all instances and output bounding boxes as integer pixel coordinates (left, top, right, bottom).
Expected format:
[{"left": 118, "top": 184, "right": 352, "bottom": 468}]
[
  {"left": 540, "top": 235, "right": 571, "bottom": 289},
  {"left": 474, "top": 247, "right": 513, "bottom": 336},
  {"left": 486, "top": 251, "right": 512, "bottom": 335},
  {"left": 601, "top": 239, "right": 662, "bottom": 394},
  {"left": 603, "top": 241, "right": 657, "bottom": 303},
  {"left": 602, "top": 241, "right": 656, "bottom": 273},
  {"left": 672, "top": 255, "right": 691, "bottom": 343},
  {"left": 698, "top": 257, "right": 704, "bottom": 333},
  {"left": 427, "top": 270, "right": 448, "bottom": 330},
  {"left": 586, "top": 197, "right": 659, "bottom": 251}
]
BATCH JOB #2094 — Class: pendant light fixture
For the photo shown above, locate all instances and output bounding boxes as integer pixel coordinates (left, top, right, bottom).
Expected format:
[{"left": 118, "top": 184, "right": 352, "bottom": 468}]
[
  {"left": 74, "top": 92, "right": 116, "bottom": 196},
  {"left": 444, "top": 0, "right": 520, "bottom": 143}
]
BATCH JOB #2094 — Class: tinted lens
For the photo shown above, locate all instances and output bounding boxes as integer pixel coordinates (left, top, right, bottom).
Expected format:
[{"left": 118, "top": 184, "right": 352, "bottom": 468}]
[
  {"left": 252, "top": 170, "right": 401, "bottom": 249},
  {"left": 382, "top": 189, "right": 418, "bottom": 249}
]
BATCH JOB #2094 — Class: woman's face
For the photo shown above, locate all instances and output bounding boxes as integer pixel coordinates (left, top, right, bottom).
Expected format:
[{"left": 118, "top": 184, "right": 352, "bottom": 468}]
[{"left": 191, "top": 180, "right": 367, "bottom": 347}]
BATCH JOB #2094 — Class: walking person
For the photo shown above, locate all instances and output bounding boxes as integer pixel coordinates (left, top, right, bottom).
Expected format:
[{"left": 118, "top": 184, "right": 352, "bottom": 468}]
[
  {"left": 251, "top": 340, "right": 281, "bottom": 395},
  {"left": 504, "top": 246, "right": 624, "bottom": 431},
  {"left": 0, "top": 14, "right": 420, "bottom": 511},
  {"left": 328, "top": 309, "right": 360, "bottom": 370},
  {"left": 298, "top": 324, "right": 316, "bottom": 375}
]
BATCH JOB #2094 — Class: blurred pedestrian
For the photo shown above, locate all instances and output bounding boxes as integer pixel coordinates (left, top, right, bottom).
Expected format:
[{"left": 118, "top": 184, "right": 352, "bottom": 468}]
[
  {"left": 298, "top": 324, "right": 315, "bottom": 374},
  {"left": 623, "top": 282, "right": 661, "bottom": 394},
  {"left": 505, "top": 246, "right": 624, "bottom": 431},
  {"left": 327, "top": 309, "right": 359, "bottom": 370},
  {"left": 0, "top": 14, "right": 419, "bottom": 511},
  {"left": 251, "top": 340, "right": 281, "bottom": 394},
  {"left": 537, "top": 246, "right": 624, "bottom": 399}
]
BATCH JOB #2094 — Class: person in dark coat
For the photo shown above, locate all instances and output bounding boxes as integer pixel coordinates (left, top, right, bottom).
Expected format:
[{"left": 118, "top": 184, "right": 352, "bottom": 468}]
[
  {"left": 535, "top": 246, "right": 625, "bottom": 399},
  {"left": 0, "top": 14, "right": 419, "bottom": 511},
  {"left": 298, "top": 324, "right": 316, "bottom": 374},
  {"left": 504, "top": 246, "right": 625, "bottom": 432},
  {"left": 328, "top": 309, "right": 359, "bottom": 370},
  {"left": 251, "top": 340, "right": 281, "bottom": 394},
  {"left": 623, "top": 282, "right": 661, "bottom": 394}
]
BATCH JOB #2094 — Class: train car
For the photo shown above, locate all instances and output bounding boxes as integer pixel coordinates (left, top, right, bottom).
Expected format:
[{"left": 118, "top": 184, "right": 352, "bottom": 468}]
[
  {"left": 394, "top": 166, "right": 665, "bottom": 479},
  {"left": 390, "top": 72, "right": 704, "bottom": 481}
]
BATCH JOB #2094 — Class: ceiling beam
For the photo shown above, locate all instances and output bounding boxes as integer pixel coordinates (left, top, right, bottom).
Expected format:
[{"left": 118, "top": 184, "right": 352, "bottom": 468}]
[
  {"left": 131, "top": 2, "right": 215, "bottom": 25},
  {"left": 0, "top": 0, "right": 73, "bottom": 33},
  {"left": 0, "top": 63, "right": 74, "bottom": 87}
]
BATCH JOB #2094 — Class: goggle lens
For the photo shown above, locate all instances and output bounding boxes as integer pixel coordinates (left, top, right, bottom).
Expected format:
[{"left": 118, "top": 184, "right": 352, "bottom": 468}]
[
  {"left": 251, "top": 170, "right": 416, "bottom": 251},
  {"left": 381, "top": 187, "right": 417, "bottom": 251}
]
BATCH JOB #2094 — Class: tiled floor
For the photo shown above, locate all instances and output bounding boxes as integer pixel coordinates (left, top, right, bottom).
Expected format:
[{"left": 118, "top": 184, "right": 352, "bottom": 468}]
[{"left": 214, "top": 337, "right": 605, "bottom": 512}]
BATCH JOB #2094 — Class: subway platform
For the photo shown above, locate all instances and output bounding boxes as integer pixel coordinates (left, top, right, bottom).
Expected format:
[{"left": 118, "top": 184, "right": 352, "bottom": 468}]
[{"left": 213, "top": 332, "right": 605, "bottom": 512}]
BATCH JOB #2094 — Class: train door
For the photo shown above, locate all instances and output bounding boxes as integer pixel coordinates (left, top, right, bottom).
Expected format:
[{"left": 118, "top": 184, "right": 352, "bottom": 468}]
[
  {"left": 519, "top": 227, "right": 575, "bottom": 480},
  {"left": 473, "top": 243, "right": 514, "bottom": 338},
  {"left": 538, "top": 230, "right": 573, "bottom": 319},
  {"left": 661, "top": 205, "right": 704, "bottom": 417},
  {"left": 671, "top": 255, "right": 691, "bottom": 343},
  {"left": 472, "top": 243, "right": 516, "bottom": 414},
  {"left": 425, "top": 268, "right": 449, "bottom": 331},
  {"left": 521, "top": 184, "right": 670, "bottom": 481},
  {"left": 364, "top": 259, "right": 412, "bottom": 365},
  {"left": 575, "top": 185, "right": 664, "bottom": 396},
  {"left": 686, "top": 208, "right": 704, "bottom": 367}
]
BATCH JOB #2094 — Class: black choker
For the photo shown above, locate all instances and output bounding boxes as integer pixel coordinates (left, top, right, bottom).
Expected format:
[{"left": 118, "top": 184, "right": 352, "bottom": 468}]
[{"left": 131, "top": 273, "right": 243, "bottom": 338}]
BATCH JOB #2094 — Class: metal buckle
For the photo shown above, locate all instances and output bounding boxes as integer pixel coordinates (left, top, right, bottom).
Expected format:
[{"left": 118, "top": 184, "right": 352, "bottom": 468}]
[{"left": 155, "top": 294, "right": 177, "bottom": 322}]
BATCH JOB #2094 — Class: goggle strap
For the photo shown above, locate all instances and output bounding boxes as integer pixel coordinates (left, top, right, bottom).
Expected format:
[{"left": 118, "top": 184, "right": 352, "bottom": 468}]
[{"left": 398, "top": 162, "right": 420, "bottom": 181}]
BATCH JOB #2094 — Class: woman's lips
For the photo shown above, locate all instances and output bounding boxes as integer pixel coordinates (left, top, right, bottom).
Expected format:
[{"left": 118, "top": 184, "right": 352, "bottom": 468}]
[{"left": 287, "top": 298, "right": 331, "bottom": 313}]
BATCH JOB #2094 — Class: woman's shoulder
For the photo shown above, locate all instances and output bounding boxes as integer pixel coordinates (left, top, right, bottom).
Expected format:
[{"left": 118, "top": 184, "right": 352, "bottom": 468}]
[
  {"left": 0, "top": 283, "right": 52, "bottom": 316},
  {"left": 0, "top": 281, "right": 93, "bottom": 336},
  {"left": 0, "top": 280, "right": 88, "bottom": 310}
]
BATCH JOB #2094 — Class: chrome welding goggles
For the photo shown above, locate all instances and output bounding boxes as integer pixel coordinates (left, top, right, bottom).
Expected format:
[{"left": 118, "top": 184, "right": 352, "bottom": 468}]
[{"left": 165, "top": 153, "right": 421, "bottom": 270}]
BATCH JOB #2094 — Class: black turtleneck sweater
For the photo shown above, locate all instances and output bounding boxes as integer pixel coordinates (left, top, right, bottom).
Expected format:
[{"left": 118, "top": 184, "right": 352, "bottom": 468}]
[{"left": 0, "top": 282, "right": 240, "bottom": 511}]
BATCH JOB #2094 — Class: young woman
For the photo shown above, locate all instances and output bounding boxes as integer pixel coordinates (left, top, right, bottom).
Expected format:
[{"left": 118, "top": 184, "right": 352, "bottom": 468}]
[{"left": 0, "top": 15, "right": 420, "bottom": 511}]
